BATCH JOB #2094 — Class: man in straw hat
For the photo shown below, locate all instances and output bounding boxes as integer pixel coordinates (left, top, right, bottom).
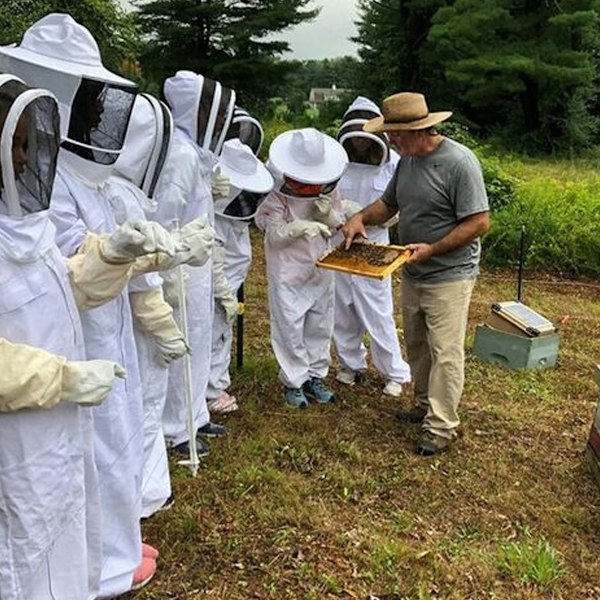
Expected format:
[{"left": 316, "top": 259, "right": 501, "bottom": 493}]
[{"left": 342, "top": 92, "right": 490, "bottom": 456}]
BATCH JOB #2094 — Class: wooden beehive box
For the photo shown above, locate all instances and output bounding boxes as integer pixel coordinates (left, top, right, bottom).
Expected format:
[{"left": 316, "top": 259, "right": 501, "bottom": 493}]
[{"left": 316, "top": 240, "right": 412, "bottom": 279}]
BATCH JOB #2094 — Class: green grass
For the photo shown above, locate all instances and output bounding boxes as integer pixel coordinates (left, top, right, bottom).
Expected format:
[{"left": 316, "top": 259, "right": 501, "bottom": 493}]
[
  {"left": 496, "top": 534, "right": 567, "bottom": 591},
  {"left": 128, "top": 172, "right": 600, "bottom": 599}
]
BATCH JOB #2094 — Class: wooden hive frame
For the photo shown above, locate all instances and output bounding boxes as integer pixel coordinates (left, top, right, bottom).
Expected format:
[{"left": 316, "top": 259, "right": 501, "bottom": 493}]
[{"left": 316, "top": 240, "right": 412, "bottom": 280}]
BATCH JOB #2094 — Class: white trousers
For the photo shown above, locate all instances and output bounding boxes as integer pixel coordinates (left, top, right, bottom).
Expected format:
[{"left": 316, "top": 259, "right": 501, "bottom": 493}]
[
  {"left": 333, "top": 273, "right": 411, "bottom": 383},
  {"left": 268, "top": 276, "right": 334, "bottom": 389}
]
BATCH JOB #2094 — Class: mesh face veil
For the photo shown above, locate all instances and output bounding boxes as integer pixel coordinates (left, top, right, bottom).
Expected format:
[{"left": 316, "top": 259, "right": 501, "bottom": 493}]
[
  {"left": 0, "top": 13, "right": 138, "bottom": 173},
  {"left": 0, "top": 78, "right": 60, "bottom": 217},
  {"left": 144, "top": 98, "right": 172, "bottom": 198},
  {"left": 61, "top": 79, "right": 137, "bottom": 166},
  {"left": 338, "top": 108, "right": 389, "bottom": 167},
  {"left": 225, "top": 107, "right": 264, "bottom": 156},
  {"left": 221, "top": 188, "right": 266, "bottom": 221},
  {"left": 196, "top": 76, "right": 236, "bottom": 155}
]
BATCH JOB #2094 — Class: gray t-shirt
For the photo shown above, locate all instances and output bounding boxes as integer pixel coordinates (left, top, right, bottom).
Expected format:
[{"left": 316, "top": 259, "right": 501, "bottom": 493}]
[{"left": 382, "top": 137, "right": 489, "bottom": 282}]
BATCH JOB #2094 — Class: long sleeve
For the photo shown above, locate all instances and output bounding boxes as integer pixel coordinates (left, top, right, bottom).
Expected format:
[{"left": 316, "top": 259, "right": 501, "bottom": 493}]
[
  {"left": 0, "top": 338, "right": 80, "bottom": 412},
  {"left": 129, "top": 288, "right": 183, "bottom": 344},
  {"left": 66, "top": 232, "right": 136, "bottom": 310}
]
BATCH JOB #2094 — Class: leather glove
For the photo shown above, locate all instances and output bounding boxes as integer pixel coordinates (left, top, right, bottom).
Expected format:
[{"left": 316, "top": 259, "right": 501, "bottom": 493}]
[
  {"left": 212, "top": 167, "right": 230, "bottom": 201},
  {"left": 102, "top": 220, "right": 179, "bottom": 263},
  {"left": 218, "top": 292, "right": 239, "bottom": 324},
  {"left": 155, "top": 337, "right": 190, "bottom": 366},
  {"left": 63, "top": 360, "right": 127, "bottom": 407},
  {"left": 170, "top": 215, "right": 215, "bottom": 268}
]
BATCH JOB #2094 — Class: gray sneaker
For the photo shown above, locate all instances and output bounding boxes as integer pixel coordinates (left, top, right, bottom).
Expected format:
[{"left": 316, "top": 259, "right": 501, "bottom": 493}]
[
  {"left": 302, "top": 378, "right": 335, "bottom": 404},
  {"left": 197, "top": 422, "right": 229, "bottom": 438},
  {"left": 172, "top": 438, "right": 210, "bottom": 457},
  {"left": 284, "top": 387, "right": 309, "bottom": 408}
]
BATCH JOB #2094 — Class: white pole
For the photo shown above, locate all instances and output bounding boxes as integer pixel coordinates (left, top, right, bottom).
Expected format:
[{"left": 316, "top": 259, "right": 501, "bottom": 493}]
[{"left": 172, "top": 221, "right": 199, "bottom": 476}]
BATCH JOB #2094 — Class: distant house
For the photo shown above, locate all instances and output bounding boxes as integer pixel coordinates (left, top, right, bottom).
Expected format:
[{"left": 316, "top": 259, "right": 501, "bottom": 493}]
[{"left": 308, "top": 84, "right": 350, "bottom": 109}]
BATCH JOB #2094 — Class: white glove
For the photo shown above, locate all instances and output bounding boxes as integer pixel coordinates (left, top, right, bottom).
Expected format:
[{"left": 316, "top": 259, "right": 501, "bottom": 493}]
[
  {"left": 342, "top": 199, "right": 362, "bottom": 219},
  {"left": 212, "top": 243, "right": 238, "bottom": 323},
  {"left": 218, "top": 292, "right": 239, "bottom": 324},
  {"left": 288, "top": 219, "right": 332, "bottom": 239},
  {"left": 155, "top": 337, "right": 190, "bottom": 366},
  {"left": 212, "top": 167, "right": 230, "bottom": 201},
  {"left": 63, "top": 360, "right": 127, "bottom": 407},
  {"left": 103, "top": 220, "right": 179, "bottom": 263},
  {"left": 266, "top": 219, "right": 332, "bottom": 242},
  {"left": 162, "top": 269, "right": 187, "bottom": 308},
  {"left": 314, "top": 194, "right": 333, "bottom": 219},
  {"left": 170, "top": 215, "right": 215, "bottom": 268}
]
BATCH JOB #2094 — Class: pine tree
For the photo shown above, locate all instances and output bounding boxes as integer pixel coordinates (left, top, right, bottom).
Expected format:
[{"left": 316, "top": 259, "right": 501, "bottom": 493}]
[
  {"left": 351, "top": 0, "right": 449, "bottom": 99},
  {"left": 135, "top": 0, "right": 319, "bottom": 106},
  {"left": 423, "top": 0, "right": 600, "bottom": 150}
]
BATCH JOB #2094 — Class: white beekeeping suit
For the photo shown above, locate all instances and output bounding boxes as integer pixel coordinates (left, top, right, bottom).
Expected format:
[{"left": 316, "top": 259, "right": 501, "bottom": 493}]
[
  {"left": 207, "top": 138, "right": 274, "bottom": 412},
  {"left": 255, "top": 128, "right": 347, "bottom": 408},
  {"left": 0, "top": 76, "right": 131, "bottom": 600},
  {"left": 0, "top": 14, "right": 178, "bottom": 596},
  {"left": 224, "top": 105, "right": 264, "bottom": 155},
  {"left": 333, "top": 96, "right": 411, "bottom": 396},
  {"left": 155, "top": 70, "right": 235, "bottom": 451},
  {"left": 110, "top": 93, "right": 183, "bottom": 519}
]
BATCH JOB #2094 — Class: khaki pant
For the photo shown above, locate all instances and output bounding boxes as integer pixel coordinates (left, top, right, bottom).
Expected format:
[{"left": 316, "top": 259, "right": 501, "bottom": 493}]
[{"left": 401, "top": 277, "right": 475, "bottom": 439}]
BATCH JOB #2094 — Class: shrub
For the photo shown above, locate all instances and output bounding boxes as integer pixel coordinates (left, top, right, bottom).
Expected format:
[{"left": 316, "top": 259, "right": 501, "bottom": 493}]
[{"left": 483, "top": 175, "right": 600, "bottom": 276}]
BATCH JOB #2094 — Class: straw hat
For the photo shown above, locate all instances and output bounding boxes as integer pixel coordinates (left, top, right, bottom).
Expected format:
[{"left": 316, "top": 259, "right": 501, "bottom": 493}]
[{"left": 363, "top": 92, "right": 452, "bottom": 133}]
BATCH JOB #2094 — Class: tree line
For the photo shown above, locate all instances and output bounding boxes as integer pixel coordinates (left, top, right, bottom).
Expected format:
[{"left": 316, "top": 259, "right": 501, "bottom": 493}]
[{"left": 2, "top": 0, "right": 599, "bottom": 152}]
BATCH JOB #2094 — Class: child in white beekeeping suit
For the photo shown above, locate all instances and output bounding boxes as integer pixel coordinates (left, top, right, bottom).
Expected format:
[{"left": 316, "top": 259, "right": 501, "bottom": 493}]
[
  {"left": 0, "top": 74, "right": 164, "bottom": 600},
  {"left": 255, "top": 128, "right": 348, "bottom": 408},
  {"left": 207, "top": 137, "right": 274, "bottom": 413},
  {"left": 0, "top": 14, "right": 183, "bottom": 596},
  {"left": 109, "top": 92, "right": 214, "bottom": 518},
  {"left": 153, "top": 70, "right": 234, "bottom": 457},
  {"left": 333, "top": 96, "right": 411, "bottom": 396}
]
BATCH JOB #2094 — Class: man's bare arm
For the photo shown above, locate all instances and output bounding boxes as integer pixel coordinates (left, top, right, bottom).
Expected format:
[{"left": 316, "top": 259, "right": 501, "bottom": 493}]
[{"left": 407, "top": 211, "right": 490, "bottom": 263}]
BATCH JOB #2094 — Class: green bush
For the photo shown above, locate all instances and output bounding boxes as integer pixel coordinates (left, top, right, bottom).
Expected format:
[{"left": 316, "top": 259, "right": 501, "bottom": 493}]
[{"left": 483, "top": 174, "right": 600, "bottom": 276}]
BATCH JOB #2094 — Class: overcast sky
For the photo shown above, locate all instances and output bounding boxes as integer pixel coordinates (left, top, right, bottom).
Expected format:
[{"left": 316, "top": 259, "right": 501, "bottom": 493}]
[
  {"left": 121, "top": 0, "right": 360, "bottom": 60},
  {"left": 276, "top": 0, "right": 360, "bottom": 60}
]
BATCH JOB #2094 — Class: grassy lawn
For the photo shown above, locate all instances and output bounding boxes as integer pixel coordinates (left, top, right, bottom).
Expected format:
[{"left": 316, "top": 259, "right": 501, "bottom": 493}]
[{"left": 130, "top": 227, "right": 600, "bottom": 600}]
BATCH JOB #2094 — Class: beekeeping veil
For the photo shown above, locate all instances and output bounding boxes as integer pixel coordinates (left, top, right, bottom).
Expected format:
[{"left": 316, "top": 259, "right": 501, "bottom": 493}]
[
  {"left": 0, "top": 74, "right": 60, "bottom": 217},
  {"left": 164, "top": 70, "right": 235, "bottom": 156},
  {"left": 0, "top": 13, "right": 138, "bottom": 185},
  {"left": 225, "top": 107, "right": 264, "bottom": 156},
  {"left": 337, "top": 96, "right": 389, "bottom": 167},
  {"left": 215, "top": 138, "right": 273, "bottom": 221},
  {"left": 115, "top": 93, "right": 173, "bottom": 200}
]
